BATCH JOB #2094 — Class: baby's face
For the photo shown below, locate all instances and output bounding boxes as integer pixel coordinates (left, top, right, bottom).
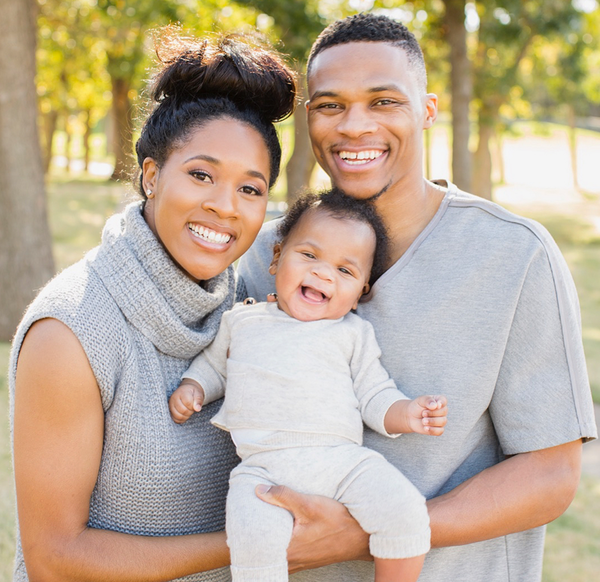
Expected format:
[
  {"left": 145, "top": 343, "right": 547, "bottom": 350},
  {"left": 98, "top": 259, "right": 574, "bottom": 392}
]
[{"left": 269, "top": 209, "right": 375, "bottom": 321}]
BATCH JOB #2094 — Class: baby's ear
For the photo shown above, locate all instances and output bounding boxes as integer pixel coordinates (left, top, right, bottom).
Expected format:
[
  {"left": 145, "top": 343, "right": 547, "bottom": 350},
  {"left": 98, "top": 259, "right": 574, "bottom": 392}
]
[
  {"left": 352, "top": 283, "right": 370, "bottom": 311},
  {"left": 268, "top": 243, "right": 282, "bottom": 275}
]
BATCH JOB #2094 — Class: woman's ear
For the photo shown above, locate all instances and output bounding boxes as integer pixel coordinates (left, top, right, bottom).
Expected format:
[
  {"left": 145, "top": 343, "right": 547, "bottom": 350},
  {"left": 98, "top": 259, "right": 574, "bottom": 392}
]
[
  {"left": 142, "top": 157, "right": 159, "bottom": 197},
  {"left": 268, "top": 243, "right": 282, "bottom": 275}
]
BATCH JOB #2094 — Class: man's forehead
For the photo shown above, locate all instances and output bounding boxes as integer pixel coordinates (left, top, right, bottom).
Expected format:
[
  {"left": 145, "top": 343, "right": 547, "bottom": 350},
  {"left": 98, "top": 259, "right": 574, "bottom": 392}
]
[{"left": 307, "top": 41, "right": 413, "bottom": 94}]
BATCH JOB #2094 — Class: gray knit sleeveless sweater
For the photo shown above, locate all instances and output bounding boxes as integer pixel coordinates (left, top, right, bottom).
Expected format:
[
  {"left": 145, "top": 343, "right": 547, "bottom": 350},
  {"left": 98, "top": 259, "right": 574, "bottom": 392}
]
[{"left": 9, "top": 202, "right": 239, "bottom": 581}]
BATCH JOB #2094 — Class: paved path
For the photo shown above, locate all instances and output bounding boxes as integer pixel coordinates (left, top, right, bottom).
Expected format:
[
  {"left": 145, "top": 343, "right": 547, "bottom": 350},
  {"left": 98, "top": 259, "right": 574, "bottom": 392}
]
[{"left": 582, "top": 404, "right": 600, "bottom": 478}]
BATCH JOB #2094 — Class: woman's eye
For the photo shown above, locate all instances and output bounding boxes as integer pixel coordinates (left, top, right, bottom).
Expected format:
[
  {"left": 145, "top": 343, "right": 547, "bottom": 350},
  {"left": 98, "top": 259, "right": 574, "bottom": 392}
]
[
  {"left": 190, "top": 170, "right": 212, "bottom": 182},
  {"left": 240, "top": 185, "right": 264, "bottom": 197}
]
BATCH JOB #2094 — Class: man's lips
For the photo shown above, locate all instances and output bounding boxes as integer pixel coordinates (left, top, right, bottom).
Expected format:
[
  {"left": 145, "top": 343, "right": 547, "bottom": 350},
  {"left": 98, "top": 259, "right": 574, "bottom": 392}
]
[{"left": 187, "top": 222, "right": 234, "bottom": 245}]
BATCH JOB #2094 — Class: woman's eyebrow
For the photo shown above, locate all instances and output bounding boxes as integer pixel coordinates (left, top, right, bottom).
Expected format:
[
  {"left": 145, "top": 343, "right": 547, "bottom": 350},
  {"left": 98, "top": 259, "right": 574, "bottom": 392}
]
[{"left": 185, "top": 154, "right": 267, "bottom": 186}]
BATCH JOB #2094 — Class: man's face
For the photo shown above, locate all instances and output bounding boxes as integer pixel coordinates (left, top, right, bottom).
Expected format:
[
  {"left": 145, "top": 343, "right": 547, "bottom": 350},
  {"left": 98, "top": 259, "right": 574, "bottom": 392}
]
[{"left": 307, "top": 42, "right": 437, "bottom": 200}]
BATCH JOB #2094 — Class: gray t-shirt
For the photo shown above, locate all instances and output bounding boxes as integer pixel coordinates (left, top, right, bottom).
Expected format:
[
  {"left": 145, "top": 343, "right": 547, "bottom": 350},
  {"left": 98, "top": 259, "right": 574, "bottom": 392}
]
[{"left": 237, "top": 184, "right": 597, "bottom": 582}]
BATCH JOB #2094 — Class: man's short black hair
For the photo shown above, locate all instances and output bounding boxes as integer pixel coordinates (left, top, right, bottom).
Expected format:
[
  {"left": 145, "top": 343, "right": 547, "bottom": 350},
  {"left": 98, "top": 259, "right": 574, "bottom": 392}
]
[
  {"left": 276, "top": 187, "right": 389, "bottom": 285},
  {"left": 307, "top": 12, "right": 427, "bottom": 91}
]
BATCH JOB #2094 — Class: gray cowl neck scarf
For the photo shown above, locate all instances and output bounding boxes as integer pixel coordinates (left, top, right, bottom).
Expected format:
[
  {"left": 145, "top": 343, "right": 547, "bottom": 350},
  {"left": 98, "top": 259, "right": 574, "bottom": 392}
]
[{"left": 91, "top": 201, "right": 235, "bottom": 359}]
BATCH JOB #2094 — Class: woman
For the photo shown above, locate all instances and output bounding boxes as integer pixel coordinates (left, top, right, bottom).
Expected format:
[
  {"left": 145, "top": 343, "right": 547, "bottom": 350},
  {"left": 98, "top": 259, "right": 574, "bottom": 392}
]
[{"left": 9, "top": 31, "right": 301, "bottom": 581}]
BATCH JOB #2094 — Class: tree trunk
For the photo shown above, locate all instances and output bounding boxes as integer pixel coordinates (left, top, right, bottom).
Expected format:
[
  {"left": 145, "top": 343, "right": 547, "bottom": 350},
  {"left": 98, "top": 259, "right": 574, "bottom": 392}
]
[
  {"left": 285, "top": 77, "right": 316, "bottom": 204},
  {"left": 64, "top": 112, "right": 72, "bottom": 174},
  {"left": 494, "top": 130, "right": 505, "bottom": 185},
  {"left": 472, "top": 122, "right": 494, "bottom": 201},
  {"left": 83, "top": 109, "right": 92, "bottom": 173},
  {"left": 110, "top": 76, "right": 133, "bottom": 181},
  {"left": 567, "top": 105, "right": 578, "bottom": 190},
  {"left": 0, "top": 0, "right": 55, "bottom": 341},
  {"left": 41, "top": 109, "right": 58, "bottom": 174},
  {"left": 443, "top": 0, "right": 472, "bottom": 192}
]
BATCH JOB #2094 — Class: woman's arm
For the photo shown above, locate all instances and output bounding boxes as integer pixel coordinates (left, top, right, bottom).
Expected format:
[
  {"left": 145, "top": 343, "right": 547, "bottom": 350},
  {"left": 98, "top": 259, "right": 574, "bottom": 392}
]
[{"left": 14, "top": 319, "right": 229, "bottom": 582}]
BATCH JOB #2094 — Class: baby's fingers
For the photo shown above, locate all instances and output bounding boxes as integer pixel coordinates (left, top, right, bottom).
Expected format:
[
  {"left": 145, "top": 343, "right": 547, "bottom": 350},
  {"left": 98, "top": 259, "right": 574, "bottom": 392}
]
[
  {"left": 422, "top": 414, "right": 447, "bottom": 436},
  {"left": 423, "top": 395, "right": 447, "bottom": 411}
]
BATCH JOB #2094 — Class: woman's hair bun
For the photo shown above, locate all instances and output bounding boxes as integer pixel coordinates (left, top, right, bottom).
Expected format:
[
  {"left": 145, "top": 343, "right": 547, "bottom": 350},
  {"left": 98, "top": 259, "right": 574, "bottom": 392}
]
[{"left": 151, "top": 29, "right": 297, "bottom": 124}]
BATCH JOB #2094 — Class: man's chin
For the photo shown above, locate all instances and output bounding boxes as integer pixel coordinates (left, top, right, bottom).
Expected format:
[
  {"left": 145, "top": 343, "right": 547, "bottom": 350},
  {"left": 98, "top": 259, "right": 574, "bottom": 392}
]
[{"left": 331, "top": 181, "right": 391, "bottom": 202}]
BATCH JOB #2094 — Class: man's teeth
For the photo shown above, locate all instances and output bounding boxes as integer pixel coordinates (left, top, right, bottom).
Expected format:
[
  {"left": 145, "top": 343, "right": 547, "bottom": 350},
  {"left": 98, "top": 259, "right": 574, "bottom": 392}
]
[
  {"left": 188, "top": 223, "right": 232, "bottom": 244},
  {"left": 338, "top": 150, "right": 383, "bottom": 165}
]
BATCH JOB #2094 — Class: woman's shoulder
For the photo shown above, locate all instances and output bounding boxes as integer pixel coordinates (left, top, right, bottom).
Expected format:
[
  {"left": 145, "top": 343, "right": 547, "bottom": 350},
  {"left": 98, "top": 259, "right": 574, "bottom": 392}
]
[{"left": 11, "top": 255, "right": 131, "bottom": 410}]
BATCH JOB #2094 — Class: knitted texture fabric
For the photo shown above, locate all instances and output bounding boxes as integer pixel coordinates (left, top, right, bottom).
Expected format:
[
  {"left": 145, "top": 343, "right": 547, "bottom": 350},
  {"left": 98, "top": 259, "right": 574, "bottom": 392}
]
[{"left": 9, "top": 202, "right": 239, "bottom": 582}]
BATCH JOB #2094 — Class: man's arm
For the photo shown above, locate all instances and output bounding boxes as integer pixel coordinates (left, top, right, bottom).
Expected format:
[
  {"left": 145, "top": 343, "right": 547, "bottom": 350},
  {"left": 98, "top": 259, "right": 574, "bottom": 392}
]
[
  {"left": 427, "top": 438, "right": 581, "bottom": 547},
  {"left": 257, "top": 439, "right": 581, "bottom": 569}
]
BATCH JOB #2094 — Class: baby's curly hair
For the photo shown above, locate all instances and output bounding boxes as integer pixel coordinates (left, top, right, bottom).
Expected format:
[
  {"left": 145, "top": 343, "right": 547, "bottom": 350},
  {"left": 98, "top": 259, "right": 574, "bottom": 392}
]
[
  {"left": 307, "top": 12, "right": 427, "bottom": 91},
  {"left": 276, "top": 188, "right": 389, "bottom": 285}
]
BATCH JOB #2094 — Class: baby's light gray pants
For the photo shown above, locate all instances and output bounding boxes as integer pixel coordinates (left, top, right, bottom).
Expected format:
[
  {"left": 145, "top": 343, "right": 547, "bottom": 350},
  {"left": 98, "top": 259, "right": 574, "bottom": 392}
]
[{"left": 226, "top": 442, "right": 431, "bottom": 582}]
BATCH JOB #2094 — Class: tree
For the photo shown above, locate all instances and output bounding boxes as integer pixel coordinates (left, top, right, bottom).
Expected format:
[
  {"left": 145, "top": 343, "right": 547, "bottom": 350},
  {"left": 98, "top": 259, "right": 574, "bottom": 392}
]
[
  {"left": 442, "top": 0, "right": 472, "bottom": 191},
  {"left": 236, "top": 0, "right": 325, "bottom": 202},
  {"left": 0, "top": 0, "right": 55, "bottom": 341},
  {"left": 471, "top": 0, "right": 586, "bottom": 199}
]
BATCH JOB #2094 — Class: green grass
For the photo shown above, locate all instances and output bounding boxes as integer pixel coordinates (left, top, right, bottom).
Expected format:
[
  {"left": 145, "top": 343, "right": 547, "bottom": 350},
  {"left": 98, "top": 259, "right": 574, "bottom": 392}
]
[
  {"left": 543, "top": 475, "right": 600, "bottom": 582},
  {"left": 47, "top": 173, "right": 133, "bottom": 270}
]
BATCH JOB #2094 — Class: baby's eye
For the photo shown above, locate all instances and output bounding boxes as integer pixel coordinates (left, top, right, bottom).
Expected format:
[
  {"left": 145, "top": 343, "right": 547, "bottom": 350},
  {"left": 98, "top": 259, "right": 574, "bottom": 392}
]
[
  {"left": 301, "top": 252, "right": 316, "bottom": 259},
  {"left": 338, "top": 267, "right": 354, "bottom": 276}
]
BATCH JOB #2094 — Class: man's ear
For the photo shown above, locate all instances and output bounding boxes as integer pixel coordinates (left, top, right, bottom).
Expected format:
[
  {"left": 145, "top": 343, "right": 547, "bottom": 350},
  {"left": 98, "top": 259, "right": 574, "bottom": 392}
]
[
  {"left": 423, "top": 93, "right": 438, "bottom": 129},
  {"left": 268, "top": 243, "right": 282, "bottom": 275}
]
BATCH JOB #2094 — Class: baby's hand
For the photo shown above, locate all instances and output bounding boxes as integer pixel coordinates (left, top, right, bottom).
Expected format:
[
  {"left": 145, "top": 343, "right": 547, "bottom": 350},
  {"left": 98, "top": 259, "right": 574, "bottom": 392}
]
[
  {"left": 169, "top": 379, "right": 206, "bottom": 424},
  {"left": 407, "top": 395, "right": 448, "bottom": 436}
]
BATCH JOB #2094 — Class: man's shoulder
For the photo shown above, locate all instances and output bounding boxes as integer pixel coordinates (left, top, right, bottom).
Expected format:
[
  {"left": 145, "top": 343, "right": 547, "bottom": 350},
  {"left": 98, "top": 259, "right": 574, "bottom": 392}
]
[{"left": 448, "top": 187, "right": 552, "bottom": 244}]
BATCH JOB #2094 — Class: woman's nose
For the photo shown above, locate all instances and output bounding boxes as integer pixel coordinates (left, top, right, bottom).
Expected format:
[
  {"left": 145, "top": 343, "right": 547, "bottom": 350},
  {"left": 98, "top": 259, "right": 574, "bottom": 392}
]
[{"left": 201, "top": 188, "right": 239, "bottom": 219}]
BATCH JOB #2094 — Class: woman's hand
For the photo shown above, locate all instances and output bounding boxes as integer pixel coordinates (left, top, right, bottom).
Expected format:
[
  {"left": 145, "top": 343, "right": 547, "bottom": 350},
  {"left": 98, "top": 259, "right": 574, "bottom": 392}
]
[{"left": 255, "top": 484, "right": 371, "bottom": 573}]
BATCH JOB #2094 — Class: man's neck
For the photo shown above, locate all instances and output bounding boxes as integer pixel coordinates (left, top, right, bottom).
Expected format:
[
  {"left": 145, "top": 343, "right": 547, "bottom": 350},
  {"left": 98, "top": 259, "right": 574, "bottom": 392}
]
[{"left": 376, "top": 178, "right": 446, "bottom": 268}]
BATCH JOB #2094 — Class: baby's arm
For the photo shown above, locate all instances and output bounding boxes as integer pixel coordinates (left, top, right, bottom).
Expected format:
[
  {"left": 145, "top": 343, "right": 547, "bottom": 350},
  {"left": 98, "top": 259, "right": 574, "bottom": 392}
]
[
  {"left": 169, "top": 380, "right": 206, "bottom": 424},
  {"left": 384, "top": 395, "right": 448, "bottom": 436}
]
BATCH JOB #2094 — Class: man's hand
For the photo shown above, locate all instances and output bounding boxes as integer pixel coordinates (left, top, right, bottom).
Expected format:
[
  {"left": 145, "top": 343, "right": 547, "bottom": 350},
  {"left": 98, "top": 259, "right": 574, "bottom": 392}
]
[
  {"left": 255, "top": 484, "right": 371, "bottom": 573},
  {"left": 169, "top": 380, "right": 206, "bottom": 424}
]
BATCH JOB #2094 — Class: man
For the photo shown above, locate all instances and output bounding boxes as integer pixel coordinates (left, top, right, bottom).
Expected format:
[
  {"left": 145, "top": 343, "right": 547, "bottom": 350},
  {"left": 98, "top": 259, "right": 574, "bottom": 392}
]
[{"left": 238, "top": 13, "right": 597, "bottom": 582}]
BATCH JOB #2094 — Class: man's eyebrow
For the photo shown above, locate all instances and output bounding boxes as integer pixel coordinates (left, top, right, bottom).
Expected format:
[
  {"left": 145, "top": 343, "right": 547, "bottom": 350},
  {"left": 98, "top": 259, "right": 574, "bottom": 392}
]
[
  {"left": 310, "top": 85, "right": 406, "bottom": 100},
  {"left": 309, "top": 90, "right": 339, "bottom": 100},
  {"left": 368, "top": 84, "right": 405, "bottom": 94}
]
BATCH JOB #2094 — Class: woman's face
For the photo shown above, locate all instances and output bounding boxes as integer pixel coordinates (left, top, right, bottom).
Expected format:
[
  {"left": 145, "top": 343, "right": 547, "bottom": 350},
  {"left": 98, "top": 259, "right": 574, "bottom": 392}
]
[{"left": 143, "top": 118, "right": 271, "bottom": 282}]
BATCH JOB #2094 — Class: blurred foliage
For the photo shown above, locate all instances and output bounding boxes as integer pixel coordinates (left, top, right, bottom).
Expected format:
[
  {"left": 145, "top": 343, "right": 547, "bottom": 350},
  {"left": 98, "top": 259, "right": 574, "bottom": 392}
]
[{"left": 33, "top": 0, "right": 600, "bottom": 190}]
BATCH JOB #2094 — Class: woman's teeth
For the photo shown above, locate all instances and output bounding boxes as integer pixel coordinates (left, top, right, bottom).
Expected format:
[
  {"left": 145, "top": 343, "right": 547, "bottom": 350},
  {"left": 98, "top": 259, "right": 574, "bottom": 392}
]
[{"left": 188, "top": 223, "right": 232, "bottom": 244}]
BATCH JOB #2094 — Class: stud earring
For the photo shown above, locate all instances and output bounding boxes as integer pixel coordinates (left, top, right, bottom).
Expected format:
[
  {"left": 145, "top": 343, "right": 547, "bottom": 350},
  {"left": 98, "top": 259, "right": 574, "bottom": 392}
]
[{"left": 147, "top": 189, "right": 154, "bottom": 198}]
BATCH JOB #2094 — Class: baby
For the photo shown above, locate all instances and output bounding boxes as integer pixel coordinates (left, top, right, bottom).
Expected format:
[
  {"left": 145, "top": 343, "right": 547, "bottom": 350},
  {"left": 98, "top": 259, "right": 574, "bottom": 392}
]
[{"left": 169, "top": 188, "right": 448, "bottom": 582}]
